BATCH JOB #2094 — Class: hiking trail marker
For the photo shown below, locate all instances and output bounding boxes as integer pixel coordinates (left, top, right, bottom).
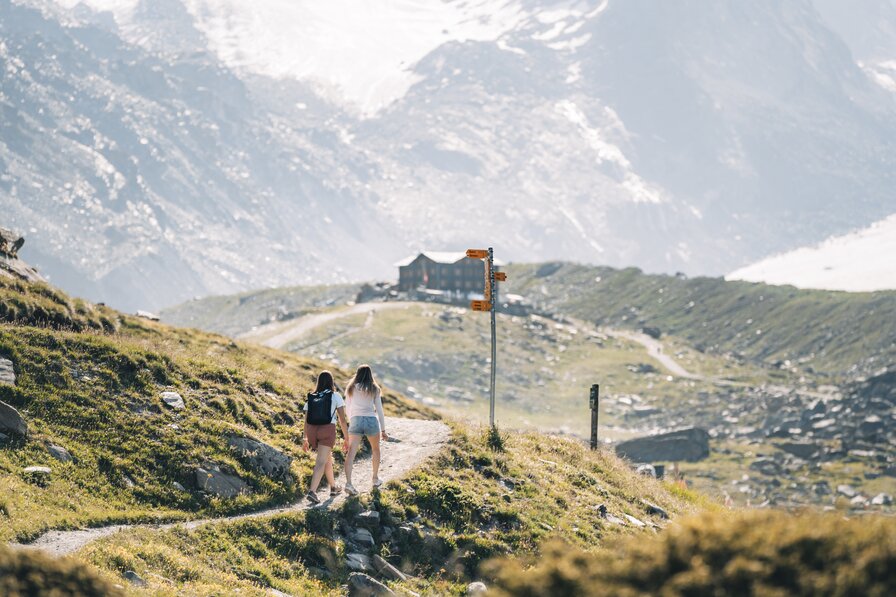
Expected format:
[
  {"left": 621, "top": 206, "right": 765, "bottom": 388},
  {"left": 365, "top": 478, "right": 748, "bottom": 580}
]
[{"left": 466, "top": 247, "right": 506, "bottom": 428}]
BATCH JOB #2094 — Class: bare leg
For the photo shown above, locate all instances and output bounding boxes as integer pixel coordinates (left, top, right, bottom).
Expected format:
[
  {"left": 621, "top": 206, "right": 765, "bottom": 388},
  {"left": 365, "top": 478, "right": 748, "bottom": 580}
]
[
  {"left": 325, "top": 455, "right": 336, "bottom": 488},
  {"left": 345, "top": 435, "right": 362, "bottom": 487},
  {"left": 368, "top": 433, "right": 381, "bottom": 482},
  {"left": 309, "top": 446, "right": 332, "bottom": 493}
]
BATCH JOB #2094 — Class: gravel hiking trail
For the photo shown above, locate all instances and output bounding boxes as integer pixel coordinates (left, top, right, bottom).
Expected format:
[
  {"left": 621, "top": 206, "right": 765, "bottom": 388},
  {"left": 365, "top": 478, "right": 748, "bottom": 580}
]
[
  {"left": 13, "top": 417, "right": 449, "bottom": 557},
  {"left": 240, "top": 302, "right": 411, "bottom": 349}
]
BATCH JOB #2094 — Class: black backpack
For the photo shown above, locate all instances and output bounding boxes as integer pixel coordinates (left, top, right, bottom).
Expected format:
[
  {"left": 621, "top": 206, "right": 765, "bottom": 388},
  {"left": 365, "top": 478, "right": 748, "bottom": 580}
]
[{"left": 306, "top": 390, "right": 333, "bottom": 425}]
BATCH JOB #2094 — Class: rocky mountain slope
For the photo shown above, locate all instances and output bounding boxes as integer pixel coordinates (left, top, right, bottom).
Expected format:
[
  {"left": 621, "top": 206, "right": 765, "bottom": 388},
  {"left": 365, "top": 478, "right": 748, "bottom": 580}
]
[{"left": 3, "top": 0, "right": 896, "bottom": 310}]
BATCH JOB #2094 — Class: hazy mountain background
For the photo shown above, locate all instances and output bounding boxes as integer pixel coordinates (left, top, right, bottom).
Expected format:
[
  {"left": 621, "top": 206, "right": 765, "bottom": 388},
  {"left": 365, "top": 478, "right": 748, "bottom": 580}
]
[{"left": 2, "top": 0, "right": 895, "bottom": 311}]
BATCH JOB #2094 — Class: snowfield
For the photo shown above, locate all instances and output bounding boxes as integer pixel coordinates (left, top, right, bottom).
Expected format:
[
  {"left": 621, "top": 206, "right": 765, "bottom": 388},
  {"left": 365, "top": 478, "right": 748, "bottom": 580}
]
[{"left": 728, "top": 214, "right": 896, "bottom": 292}]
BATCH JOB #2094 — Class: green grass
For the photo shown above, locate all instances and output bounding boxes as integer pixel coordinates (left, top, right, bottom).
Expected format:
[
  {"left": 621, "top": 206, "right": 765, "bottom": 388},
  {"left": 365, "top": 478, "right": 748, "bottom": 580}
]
[
  {"left": 78, "top": 422, "right": 700, "bottom": 594},
  {"left": 505, "top": 262, "right": 896, "bottom": 377},
  {"left": 485, "top": 510, "right": 896, "bottom": 596},
  {"left": 0, "top": 277, "right": 431, "bottom": 543},
  {"left": 280, "top": 303, "right": 766, "bottom": 438}
]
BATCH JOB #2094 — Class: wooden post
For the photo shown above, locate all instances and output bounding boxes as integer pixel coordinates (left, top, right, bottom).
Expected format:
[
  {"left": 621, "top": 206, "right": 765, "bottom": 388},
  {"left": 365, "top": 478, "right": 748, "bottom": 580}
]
[
  {"left": 589, "top": 384, "right": 600, "bottom": 450},
  {"left": 488, "top": 247, "right": 497, "bottom": 429}
]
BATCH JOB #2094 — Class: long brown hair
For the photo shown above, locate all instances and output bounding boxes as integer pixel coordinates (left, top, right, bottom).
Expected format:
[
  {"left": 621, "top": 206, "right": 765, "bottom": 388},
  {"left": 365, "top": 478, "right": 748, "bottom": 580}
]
[
  {"left": 346, "top": 365, "right": 380, "bottom": 396},
  {"left": 314, "top": 370, "right": 335, "bottom": 393}
]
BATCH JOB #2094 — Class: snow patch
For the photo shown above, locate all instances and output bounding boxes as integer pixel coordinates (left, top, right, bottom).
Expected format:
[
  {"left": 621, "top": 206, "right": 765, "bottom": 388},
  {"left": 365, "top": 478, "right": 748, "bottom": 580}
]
[{"left": 728, "top": 214, "right": 896, "bottom": 292}]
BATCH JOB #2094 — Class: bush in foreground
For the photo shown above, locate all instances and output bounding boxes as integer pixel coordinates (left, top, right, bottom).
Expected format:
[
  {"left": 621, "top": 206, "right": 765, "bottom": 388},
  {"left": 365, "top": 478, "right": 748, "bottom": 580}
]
[
  {"left": 0, "top": 545, "right": 120, "bottom": 596},
  {"left": 485, "top": 510, "right": 896, "bottom": 596}
]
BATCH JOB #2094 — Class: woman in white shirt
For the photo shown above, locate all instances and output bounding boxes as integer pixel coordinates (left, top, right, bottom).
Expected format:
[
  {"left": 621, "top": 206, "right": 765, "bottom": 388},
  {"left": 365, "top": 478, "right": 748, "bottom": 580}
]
[{"left": 343, "top": 364, "right": 388, "bottom": 495}]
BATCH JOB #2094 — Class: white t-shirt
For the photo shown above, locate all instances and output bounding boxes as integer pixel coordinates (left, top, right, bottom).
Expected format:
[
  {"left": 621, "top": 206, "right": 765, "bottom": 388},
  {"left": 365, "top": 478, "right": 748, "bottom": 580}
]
[{"left": 303, "top": 391, "right": 345, "bottom": 425}]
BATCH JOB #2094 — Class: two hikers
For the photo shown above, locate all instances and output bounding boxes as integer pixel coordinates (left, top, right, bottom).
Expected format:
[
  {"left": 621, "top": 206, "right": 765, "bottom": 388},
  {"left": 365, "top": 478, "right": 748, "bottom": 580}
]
[{"left": 303, "top": 365, "right": 388, "bottom": 502}]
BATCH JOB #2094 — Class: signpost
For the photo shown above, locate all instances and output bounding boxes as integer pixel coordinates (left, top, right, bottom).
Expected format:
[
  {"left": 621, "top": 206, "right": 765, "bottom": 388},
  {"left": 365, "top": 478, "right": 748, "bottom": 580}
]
[
  {"left": 466, "top": 247, "right": 505, "bottom": 428},
  {"left": 590, "top": 384, "right": 600, "bottom": 450}
]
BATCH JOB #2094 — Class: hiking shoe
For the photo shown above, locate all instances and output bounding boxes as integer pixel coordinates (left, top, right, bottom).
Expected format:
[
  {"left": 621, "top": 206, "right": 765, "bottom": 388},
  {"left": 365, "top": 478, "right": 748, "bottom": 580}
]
[
  {"left": 344, "top": 483, "right": 358, "bottom": 496},
  {"left": 306, "top": 491, "right": 320, "bottom": 504},
  {"left": 329, "top": 485, "right": 342, "bottom": 497},
  {"left": 372, "top": 478, "right": 383, "bottom": 489}
]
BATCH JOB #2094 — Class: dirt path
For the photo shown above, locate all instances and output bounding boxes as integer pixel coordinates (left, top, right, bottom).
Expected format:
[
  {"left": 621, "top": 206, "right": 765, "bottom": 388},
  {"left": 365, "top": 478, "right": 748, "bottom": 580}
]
[
  {"left": 602, "top": 328, "right": 699, "bottom": 379},
  {"left": 14, "top": 417, "right": 449, "bottom": 557},
  {"left": 240, "top": 302, "right": 411, "bottom": 349}
]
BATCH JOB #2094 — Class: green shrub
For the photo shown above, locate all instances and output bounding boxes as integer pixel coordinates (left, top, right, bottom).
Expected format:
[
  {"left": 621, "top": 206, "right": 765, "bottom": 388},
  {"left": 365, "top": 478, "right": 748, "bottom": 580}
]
[{"left": 486, "top": 510, "right": 896, "bottom": 596}]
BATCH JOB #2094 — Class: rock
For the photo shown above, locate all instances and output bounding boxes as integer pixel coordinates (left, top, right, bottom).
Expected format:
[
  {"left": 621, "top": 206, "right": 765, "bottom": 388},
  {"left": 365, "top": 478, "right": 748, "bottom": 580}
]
[
  {"left": 136, "top": 310, "right": 160, "bottom": 321},
  {"left": 850, "top": 495, "right": 868, "bottom": 507},
  {"left": 372, "top": 554, "right": 407, "bottom": 582},
  {"left": 0, "top": 400, "right": 27, "bottom": 437},
  {"left": 623, "top": 514, "right": 646, "bottom": 528},
  {"left": 172, "top": 481, "right": 186, "bottom": 492},
  {"left": 46, "top": 443, "right": 73, "bottom": 463},
  {"left": 467, "top": 581, "right": 489, "bottom": 596},
  {"left": 24, "top": 466, "right": 51, "bottom": 476},
  {"left": 750, "top": 458, "right": 782, "bottom": 476},
  {"left": 160, "top": 391, "right": 185, "bottom": 410},
  {"left": 595, "top": 504, "right": 608, "bottom": 518},
  {"left": 871, "top": 493, "right": 893, "bottom": 506},
  {"left": 123, "top": 571, "right": 147, "bottom": 587},
  {"left": 615, "top": 428, "right": 710, "bottom": 463},
  {"left": 227, "top": 435, "right": 293, "bottom": 481},
  {"left": 859, "top": 415, "right": 884, "bottom": 436},
  {"left": 351, "top": 528, "right": 376, "bottom": 548},
  {"left": 642, "top": 500, "right": 669, "bottom": 519},
  {"left": 636, "top": 464, "right": 657, "bottom": 478},
  {"left": 0, "top": 358, "right": 15, "bottom": 386},
  {"left": 837, "top": 484, "right": 857, "bottom": 498},
  {"left": 348, "top": 572, "right": 394, "bottom": 596},
  {"left": 195, "top": 463, "right": 250, "bottom": 498},
  {"left": 345, "top": 553, "right": 372, "bottom": 573},
  {"left": 775, "top": 442, "right": 819, "bottom": 460},
  {"left": 605, "top": 514, "right": 626, "bottom": 526},
  {"left": 355, "top": 510, "right": 381, "bottom": 528}
]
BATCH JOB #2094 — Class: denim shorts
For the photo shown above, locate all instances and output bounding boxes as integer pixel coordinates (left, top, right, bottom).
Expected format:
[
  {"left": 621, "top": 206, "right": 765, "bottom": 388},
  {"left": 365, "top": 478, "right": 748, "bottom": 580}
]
[{"left": 349, "top": 416, "right": 381, "bottom": 436}]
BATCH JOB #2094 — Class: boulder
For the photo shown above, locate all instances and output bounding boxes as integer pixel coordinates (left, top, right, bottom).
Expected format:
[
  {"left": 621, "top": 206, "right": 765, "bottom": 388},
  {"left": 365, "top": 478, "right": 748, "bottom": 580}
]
[
  {"left": 227, "top": 435, "right": 293, "bottom": 481},
  {"left": 160, "top": 391, "right": 185, "bottom": 410},
  {"left": 355, "top": 510, "right": 381, "bottom": 528},
  {"left": 347, "top": 572, "right": 394, "bottom": 596},
  {"left": 615, "top": 428, "right": 710, "bottom": 463},
  {"left": 0, "top": 358, "right": 15, "bottom": 386},
  {"left": 372, "top": 555, "right": 407, "bottom": 582},
  {"left": 837, "top": 484, "right": 857, "bottom": 498},
  {"left": 642, "top": 500, "right": 669, "bottom": 519},
  {"left": 46, "top": 443, "right": 73, "bottom": 463},
  {"left": 0, "top": 400, "right": 27, "bottom": 437},
  {"left": 195, "top": 463, "right": 250, "bottom": 498},
  {"left": 345, "top": 553, "right": 372, "bottom": 573},
  {"left": 350, "top": 528, "right": 376, "bottom": 549},
  {"left": 871, "top": 493, "right": 893, "bottom": 506},
  {"left": 123, "top": 571, "right": 147, "bottom": 587},
  {"left": 775, "top": 442, "right": 820, "bottom": 460},
  {"left": 467, "top": 582, "right": 489, "bottom": 596}
]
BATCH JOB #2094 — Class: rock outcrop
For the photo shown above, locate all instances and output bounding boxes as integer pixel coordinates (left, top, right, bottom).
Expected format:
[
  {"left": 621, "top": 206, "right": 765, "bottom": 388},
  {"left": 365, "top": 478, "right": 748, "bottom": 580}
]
[
  {"left": 227, "top": 435, "right": 293, "bottom": 482},
  {"left": 0, "top": 400, "right": 28, "bottom": 438},
  {"left": 195, "top": 463, "right": 250, "bottom": 498},
  {"left": 0, "top": 229, "right": 45, "bottom": 283},
  {"left": 615, "top": 428, "right": 710, "bottom": 463},
  {"left": 0, "top": 358, "right": 15, "bottom": 386}
]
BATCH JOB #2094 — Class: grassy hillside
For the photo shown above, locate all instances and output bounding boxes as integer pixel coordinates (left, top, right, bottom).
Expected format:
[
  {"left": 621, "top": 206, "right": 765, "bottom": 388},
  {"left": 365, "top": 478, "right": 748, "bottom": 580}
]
[
  {"left": 0, "top": 277, "right": 428, "bottom": 543},
  {"left": 505, "top": 263, "right": 896, "bottom": 377},
  {"left": 77, "top": 425, "right": 703, "bottom": 595},
  {"left": 161, "top": 283, "right": 360, "bottom": 338},
  {"left": 487, "top": 510, "right": 896, "bottom": 596},
  {"left": 274, "top": 303, "right": 765, "bottom": 438}
]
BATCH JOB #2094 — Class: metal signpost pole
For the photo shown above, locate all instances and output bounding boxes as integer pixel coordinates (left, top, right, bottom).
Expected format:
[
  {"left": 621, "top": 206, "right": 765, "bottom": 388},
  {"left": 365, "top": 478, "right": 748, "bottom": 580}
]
[
  {"left": 590, "top": 384, "right": 600, "bottom": 449},
  {"left": 489, "top": 247, "right": 497, "bottom": 429}
]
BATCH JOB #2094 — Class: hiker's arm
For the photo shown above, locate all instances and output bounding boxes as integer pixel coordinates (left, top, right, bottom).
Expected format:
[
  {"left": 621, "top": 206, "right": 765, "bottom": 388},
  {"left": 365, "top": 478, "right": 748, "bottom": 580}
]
[
  {"left": 336, "top": 406, "right": 349, "bottom": 451},
  {"left": 302, "top": 421, "right": 309, "bottom": 452},
  {"left": 375, "top": 392, "right": 387, "bottom": 440}
]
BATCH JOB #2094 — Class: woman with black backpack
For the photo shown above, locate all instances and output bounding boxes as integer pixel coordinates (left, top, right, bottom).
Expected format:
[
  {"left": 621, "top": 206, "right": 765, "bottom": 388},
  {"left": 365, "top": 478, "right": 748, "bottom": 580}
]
[{"left": 302, "top": 370, "right": 349, "bottom": 504}]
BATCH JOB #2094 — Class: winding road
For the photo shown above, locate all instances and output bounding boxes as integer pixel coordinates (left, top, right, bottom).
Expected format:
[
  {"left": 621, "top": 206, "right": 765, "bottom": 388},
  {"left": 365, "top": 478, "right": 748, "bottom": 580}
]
[{"left": 14, "top": 417, "right": 449, "bottom": 557}]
